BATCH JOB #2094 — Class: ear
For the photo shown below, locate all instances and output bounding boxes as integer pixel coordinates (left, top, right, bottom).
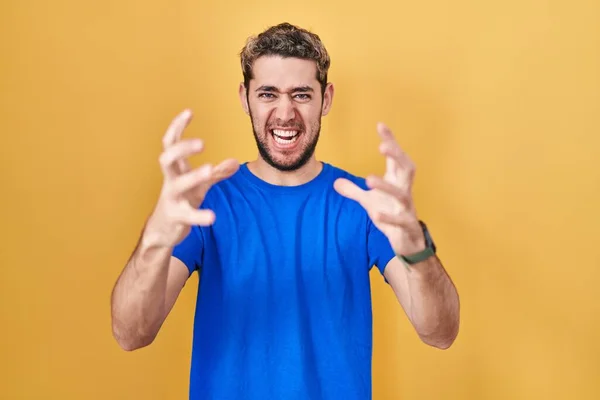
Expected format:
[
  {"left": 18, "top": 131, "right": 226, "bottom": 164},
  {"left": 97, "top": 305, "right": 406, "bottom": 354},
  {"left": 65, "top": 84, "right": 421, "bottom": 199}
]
[
  {"left": 239, "top": 82, "right": 249, "bottom": 115},
  {"left": 321, "top": 82, "right": 334, "bottom": 116}
]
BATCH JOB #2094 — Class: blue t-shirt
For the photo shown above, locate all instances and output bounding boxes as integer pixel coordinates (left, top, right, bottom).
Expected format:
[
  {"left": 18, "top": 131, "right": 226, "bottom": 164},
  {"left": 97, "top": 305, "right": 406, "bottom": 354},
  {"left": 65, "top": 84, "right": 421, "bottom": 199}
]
[{"left": 172, "top": 161, "right": 396, "bottom": 400}]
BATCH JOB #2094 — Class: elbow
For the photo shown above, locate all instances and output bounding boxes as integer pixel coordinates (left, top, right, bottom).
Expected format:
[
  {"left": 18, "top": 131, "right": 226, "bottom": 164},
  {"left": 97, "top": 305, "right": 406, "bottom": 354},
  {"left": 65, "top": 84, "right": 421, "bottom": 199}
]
[
  {"left": 420, "top": 330, "right": 458, "bottom": 350},
  {"left": 115, "top": 336, "right": 154, "bottom": 352},
  {"left": 419, "top": 319, "right": 460, "bottom": 350},
  {"left": 423, "top": 334, "right": 456, "bottom": 350},
  {"left": 112, "top": 321, "right": 156, "bottom": 351}
]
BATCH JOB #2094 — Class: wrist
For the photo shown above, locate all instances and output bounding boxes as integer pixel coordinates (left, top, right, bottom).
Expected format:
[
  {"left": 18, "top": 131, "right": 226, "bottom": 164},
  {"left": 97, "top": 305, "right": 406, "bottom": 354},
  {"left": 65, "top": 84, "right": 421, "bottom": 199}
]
[
  {"left": 396, "top": 220, "right": 436, "bottom": 267},
  {"left": 135, "top": 234, "right": 174, "bottom": 269},
  {"left": 140, "top": 214, "right": 176, "bottom": 252}
]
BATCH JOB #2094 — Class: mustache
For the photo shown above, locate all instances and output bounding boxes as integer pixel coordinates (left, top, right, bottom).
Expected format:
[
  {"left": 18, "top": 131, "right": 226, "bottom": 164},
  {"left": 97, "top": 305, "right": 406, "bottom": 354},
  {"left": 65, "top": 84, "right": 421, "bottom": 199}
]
[{"left": 267, "top": 120, "right": 304, "bottom": 130}]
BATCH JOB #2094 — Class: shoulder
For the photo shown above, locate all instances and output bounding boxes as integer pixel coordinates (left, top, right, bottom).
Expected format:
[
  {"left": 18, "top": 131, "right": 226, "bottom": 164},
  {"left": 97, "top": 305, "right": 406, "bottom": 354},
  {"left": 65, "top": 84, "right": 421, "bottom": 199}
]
[
  {"left": 324, "top": 163, "right": 369, "bottom": 189},
  {"left": 323, "top": 163, "right": 377, "bottom": 223}
]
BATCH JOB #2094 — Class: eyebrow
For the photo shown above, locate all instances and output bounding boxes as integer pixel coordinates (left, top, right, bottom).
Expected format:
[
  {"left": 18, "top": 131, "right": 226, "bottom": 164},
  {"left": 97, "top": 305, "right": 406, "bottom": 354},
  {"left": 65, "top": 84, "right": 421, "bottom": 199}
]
[{"left": 255, "top": 85, "right": 314, "bottom": 93}]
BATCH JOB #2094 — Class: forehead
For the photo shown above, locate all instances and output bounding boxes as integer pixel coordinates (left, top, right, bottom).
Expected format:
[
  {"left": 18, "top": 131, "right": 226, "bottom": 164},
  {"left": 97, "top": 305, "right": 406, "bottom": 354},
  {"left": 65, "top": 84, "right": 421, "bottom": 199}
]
[{"left": 250, "top": 55, "right": 318, "bottom": 89}]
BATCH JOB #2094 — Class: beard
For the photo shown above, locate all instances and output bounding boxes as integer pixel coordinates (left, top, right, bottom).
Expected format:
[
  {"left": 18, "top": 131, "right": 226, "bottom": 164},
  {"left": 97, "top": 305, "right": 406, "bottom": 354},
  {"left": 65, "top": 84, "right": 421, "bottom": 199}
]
[{"left": 249, "top": 111, "right": 321, "bottom": 172}]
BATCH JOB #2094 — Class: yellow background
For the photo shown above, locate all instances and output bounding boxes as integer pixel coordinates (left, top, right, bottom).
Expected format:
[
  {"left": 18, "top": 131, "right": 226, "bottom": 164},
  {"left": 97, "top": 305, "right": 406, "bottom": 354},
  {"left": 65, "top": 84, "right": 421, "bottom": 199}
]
[{"left": 1, "top": 0, "right": 599, "bottom": 399}]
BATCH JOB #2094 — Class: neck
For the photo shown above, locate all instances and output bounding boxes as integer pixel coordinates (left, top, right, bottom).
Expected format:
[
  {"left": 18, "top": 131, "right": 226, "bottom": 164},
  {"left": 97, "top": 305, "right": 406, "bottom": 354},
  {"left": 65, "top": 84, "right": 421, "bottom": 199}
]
[{"left": 246, "top": 156, "right": 322, "bottom": 186}]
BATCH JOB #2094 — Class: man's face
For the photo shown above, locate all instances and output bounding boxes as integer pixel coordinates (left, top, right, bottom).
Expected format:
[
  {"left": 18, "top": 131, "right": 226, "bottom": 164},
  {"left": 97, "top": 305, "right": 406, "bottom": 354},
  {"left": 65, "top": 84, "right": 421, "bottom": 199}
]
[{"left": 240, "top": 55, "right": 333, "bottom": 171}]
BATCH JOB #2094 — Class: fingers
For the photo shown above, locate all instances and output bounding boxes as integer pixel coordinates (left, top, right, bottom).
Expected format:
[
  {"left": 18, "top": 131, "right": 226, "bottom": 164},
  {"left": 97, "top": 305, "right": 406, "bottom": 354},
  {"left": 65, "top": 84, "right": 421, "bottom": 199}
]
[
  {"left": 333, "top": 178, "right": 367, "bottom": 204},
  {"left": 208, "top": 158, "right": 240, "bottom": 185},
  {"left": 168, "top": 159, "right": 240, "bottom": 201},
  {"left": 377, "top": 122, "right": 414, "bottom": 167},
  {"left": 380, "top": 140, "right": 414, "bottom": 171},
  {"left": 376, "top": 122, "right": 415, "bottom": 186},
  {"left": 372, "top": 210, "right": 416, "bottom": 228},
  {"left": 162, "top": 109, "right": 193, "bottom": 149},
  {"left": 189, "top": 159, "right": 240, "bottom": 202},
  {"left": 169, "top": 163, "right": 213, "bottom": 196},
  {"left": 162, "top": 109, "right": 194, "bottom": 174},
  {"left": 170, "top": 159, "right": 238, "bottom": 226},
  {"left": 159, "top": 139, "right": 204, "bottom": 179},
  {"left": 365, "top": 175, "right": 412, "bottom": 210},
  {"left": 175, "top": 202, "right": 216, "bottom": 226},
  {"left": 376, "top": 122, "right": 395, "bottom": 142}
]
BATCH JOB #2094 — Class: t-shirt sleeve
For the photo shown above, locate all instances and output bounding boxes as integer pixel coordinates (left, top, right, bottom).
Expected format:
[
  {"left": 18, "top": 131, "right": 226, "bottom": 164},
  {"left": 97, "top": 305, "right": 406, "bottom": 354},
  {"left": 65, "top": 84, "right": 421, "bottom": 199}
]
[
  {"left": 367, "top": 218, "right": 396, "bottom": 276},
  {"left": 171, "top": 226, "right": 204, "bottom": 276}
]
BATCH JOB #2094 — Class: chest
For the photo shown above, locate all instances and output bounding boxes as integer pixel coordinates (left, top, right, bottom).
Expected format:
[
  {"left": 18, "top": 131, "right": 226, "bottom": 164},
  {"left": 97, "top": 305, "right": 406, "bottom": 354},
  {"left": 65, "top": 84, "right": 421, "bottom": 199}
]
[{"left": 200, "top": 190, "right": 371, "bottom": 287}]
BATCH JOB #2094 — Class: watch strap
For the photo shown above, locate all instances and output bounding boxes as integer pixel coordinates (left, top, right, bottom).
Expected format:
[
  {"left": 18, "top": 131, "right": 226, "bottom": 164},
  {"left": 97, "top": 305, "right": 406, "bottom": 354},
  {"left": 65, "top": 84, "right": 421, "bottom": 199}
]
[
  {"left": 398, "top": 246, "right": 436, "bottom": 265},
  {"left": 397, "top": 220, "right": 436, "bottom": 265}
]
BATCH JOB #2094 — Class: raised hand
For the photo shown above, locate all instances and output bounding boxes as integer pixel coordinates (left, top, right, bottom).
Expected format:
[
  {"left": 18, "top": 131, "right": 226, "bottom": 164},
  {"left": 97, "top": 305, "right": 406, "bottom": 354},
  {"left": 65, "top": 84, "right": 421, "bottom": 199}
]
[
  {"left": 147, "top": 109, "right": 239, "bottom": 248},
  {"left": 333, "top": 122, "right": 425, "bottom": 256}
]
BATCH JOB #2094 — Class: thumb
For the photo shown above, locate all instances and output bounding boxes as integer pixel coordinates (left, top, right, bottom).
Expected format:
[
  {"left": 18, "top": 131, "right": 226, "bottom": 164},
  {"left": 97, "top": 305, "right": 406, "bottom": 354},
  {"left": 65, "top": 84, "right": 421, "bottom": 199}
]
[
  {"left": 333, "top": 178, "right": 367, "bottom": 204},
  {"left": 210, "top": 158, "right": 240, "bottom": 184}
]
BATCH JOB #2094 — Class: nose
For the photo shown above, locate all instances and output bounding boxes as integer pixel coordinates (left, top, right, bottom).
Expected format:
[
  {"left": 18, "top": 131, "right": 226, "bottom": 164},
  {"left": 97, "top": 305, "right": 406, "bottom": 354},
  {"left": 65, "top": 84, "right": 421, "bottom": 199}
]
[{"left": 274, "top": 94, "right": 296, "bottom": 122}]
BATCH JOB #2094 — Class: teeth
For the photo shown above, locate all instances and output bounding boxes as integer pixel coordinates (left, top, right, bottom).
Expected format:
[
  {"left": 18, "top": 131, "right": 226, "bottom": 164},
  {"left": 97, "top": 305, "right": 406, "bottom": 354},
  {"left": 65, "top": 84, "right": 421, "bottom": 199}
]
[
  {"left": 274, "top": 135, "right": 298, "bottom": 145},
  {"left": 273, "top": 129, "right": 298, "bottom": 138}
]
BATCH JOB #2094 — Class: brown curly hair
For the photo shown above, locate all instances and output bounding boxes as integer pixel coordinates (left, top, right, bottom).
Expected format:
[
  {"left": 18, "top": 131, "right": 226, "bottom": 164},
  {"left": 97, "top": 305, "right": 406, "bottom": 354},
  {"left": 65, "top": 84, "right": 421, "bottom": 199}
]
[{"left": 239, "top": 22, "right": 331, "bottom": 95}]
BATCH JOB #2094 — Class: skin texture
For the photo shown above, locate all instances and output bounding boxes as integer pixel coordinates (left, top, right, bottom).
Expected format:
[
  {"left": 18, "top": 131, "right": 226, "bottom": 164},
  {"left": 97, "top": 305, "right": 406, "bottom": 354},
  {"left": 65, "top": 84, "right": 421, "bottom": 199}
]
[{"left": 239, "top": 55, "right": 334, "bottom": 186}]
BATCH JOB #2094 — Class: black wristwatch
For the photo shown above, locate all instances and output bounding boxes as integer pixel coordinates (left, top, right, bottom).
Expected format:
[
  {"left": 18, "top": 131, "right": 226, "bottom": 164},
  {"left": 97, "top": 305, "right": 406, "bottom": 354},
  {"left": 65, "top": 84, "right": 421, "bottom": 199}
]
[{"left": 398, "top": 220, "right": 437, "bottom": 265}]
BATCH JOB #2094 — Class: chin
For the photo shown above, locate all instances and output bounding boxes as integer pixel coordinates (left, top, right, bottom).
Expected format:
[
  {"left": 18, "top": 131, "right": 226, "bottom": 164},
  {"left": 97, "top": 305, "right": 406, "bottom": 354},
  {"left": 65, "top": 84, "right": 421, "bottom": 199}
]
[
  {"left": 253, "top": 125, "right": 319, "bottom": 172},
  {"left": 265, "top": 155, "right": 308, "bottom": 172}
]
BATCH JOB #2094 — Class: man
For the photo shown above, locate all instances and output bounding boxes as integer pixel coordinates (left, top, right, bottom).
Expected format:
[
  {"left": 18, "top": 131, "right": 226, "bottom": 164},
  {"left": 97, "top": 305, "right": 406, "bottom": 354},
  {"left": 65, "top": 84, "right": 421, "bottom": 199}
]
[{"left": 111, "top": 22, "right": 460, "bottom": 399}]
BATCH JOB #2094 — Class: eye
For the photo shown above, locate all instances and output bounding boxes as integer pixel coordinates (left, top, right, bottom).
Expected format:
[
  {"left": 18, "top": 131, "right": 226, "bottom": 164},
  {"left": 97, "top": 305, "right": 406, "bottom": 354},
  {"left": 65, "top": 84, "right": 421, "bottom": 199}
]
[
  {"left": 294, "top": 93, "right": 311, "bottom": 100},
  {"left": 258, "top": 93, "right": 275, "bottom": 99}
]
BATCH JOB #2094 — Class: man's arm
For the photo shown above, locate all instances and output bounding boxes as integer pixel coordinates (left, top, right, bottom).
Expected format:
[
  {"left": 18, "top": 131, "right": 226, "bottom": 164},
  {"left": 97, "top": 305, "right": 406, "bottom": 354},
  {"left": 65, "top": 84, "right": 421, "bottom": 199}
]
[
  {"left": 333, "top": 121, "right": 460, "bottom": 349},
  {"left": 110, "top": 109, "right": 239, "bottom": 351},
  {"left": 383, "top": 255, "right": 460, "bottom": 349},
  {"left": 110, "top": 220, "right": 191, "bottom": 351}
]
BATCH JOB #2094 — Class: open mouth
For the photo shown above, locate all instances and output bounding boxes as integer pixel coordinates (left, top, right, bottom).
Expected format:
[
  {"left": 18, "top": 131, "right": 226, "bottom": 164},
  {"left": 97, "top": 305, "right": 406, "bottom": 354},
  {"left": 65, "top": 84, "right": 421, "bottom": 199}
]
[{"left": 271, "top": 129, "right": 300, "bottom": 145}]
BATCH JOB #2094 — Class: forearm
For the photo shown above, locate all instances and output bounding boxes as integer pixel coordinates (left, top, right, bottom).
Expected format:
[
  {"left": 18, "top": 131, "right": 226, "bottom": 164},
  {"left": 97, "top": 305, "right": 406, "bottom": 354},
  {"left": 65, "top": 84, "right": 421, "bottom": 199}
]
[
  {"left": 405, "top": 256, "right": 460, "bottom": 349},
  {"left": 111, "top": 223, "right": 173, "bottom": 350}
]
